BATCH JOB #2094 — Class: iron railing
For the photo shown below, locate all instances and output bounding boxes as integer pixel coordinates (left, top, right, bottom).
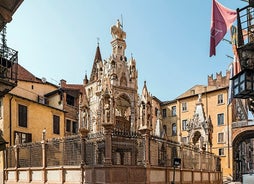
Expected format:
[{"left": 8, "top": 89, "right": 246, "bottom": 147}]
[
  {"left": 5, "top": 132, "right": 221, "bottom": 172},
  {"left": 0, "top": 43, "right": 18, "bottom": 82}
]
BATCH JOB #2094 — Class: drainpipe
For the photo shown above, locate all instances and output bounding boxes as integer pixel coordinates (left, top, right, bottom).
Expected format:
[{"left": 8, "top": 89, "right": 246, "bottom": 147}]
[
  {"left": 9, "top": 95, "right": 13, "bottom": 146},
  {"left": 227, "top": 97, "right": 230, "bottom": 169}
]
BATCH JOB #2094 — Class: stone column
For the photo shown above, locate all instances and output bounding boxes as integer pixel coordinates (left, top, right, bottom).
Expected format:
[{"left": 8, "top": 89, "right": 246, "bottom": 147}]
[
  {"left": 79, "top": 127, "right": 89, "bottom": 184},
  {"left": 41, "top": 129, "right": 46, "bottom": 183},
  {"left": 102, "top": 123, "right": 114, "bottom": 165},
  {"left": 14, "top": 132, "right": 20, "bottom": 181},
  {"left": 79, "top": 127, "right": 89, "bottom": 165},
  {"left": 139, "top": 127, "right": 151, "bottom": 166}
]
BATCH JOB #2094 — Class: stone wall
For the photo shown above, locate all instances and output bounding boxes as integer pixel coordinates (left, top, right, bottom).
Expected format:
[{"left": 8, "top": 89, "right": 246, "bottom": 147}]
[{"left": 4, "top": 165, "right": 222, "bottom": 184}]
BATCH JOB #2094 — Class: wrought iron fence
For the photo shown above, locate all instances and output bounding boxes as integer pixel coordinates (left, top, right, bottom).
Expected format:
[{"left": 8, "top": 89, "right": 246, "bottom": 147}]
[
  {"left": 4, "top": 130, "right": 221, "bottom": 172},
  {"left": 46, "top": 136, "right": 81, "bottom": 166},
  {"left": 19, "top": 142, "right": 42, "bottom": 167}
]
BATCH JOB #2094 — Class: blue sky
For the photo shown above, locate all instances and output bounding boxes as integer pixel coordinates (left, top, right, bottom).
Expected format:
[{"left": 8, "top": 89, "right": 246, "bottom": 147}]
[{"left": 6, "top": 0, "right": 247, "bottom": 101}]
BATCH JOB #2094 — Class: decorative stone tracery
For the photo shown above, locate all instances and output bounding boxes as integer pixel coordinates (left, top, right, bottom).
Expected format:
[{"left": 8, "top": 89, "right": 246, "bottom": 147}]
[
  {"left": 187, "top": 94, "right": 213, "bottom": 151},
  {"left": 80, "top": 19, "right": 138, "bottom": 134}
]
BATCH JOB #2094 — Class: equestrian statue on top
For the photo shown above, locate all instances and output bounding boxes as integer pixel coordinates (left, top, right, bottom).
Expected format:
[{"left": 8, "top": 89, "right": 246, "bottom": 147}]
[{"left": 110, "top": 19, "right": 126, "bottom": 40}]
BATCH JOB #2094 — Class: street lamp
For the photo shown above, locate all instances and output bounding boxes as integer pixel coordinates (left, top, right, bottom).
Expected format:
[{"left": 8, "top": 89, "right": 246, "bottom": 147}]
[
  {"left": 231, "top": 3, "right": 254, "bottom": 101},
  {"left": 232, "top": 68, "right": 254, "bottom": 99},
  {"left": 171, "top": 157, "right": 181, "bottom": 184}
]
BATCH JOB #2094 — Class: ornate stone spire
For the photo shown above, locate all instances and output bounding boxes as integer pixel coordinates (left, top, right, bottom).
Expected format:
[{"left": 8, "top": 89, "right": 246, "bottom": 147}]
[
  {"left": 90, "top": 44, "right": 102, "bottom": 82},
  {"left": 110, "top": 19, "right": 127, "bottom": 61},
  {"left": 187, "top": 94, "right": 213, "bottom": 151}
]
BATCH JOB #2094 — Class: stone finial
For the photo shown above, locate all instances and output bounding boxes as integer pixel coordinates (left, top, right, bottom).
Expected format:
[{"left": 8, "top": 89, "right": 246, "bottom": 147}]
[{"left": 42, "top": 128, "right": 46, "bottom": 141}]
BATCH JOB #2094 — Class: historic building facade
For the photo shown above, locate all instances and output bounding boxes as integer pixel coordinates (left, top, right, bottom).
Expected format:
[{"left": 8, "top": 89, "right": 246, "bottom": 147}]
[
  {"left": 76, "top": 20, "right": 235, "bottom": 179},
  {"left": 1, "top": 64, "right": 84, "bottom": 145},
  {"left": 160, "top": 72, "right": 234, "bottom": 178},
  {"left": 1, "top": 19, "right": 246, "bottom": 182},
  {"left": 79, "top": 20, "right": 139, "bottom": 134}
]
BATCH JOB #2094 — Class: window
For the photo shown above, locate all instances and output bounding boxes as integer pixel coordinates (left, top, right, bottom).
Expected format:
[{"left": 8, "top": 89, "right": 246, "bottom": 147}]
[
  {"left": 66, "top": 119, "right": 71, "bottom": 132},
  {"left": 182, "top": 102, "right": 187, "bottom": 112},
  {"left": 155, "top": 108, "right": 158, "bottom": 117},
  {"left": 66, "top": 94, "right": 75, "bottom": 106},
  {"left": 217, "top": 113, "right": 224, "bottom": 126},
  {"left": 18, "top": 104, "right": 27, "bottom": 127},
  {"left": 218, "top": 148, "right": 224, "bottom": 156},
  {"left": 72, "top": 121, "right": 78, "bottom": 134},
  {"left": 218, "top": 94, "right": 224, "bottom": 104},
  {"left": 53, "top": 115, "right": 60, "bottom": 134},
  {"left": 14, "top": 131, "right": 32, "bottom": 144},
  {"left": 182, "top": 120, "right": 188, "bottom": 131},
  {"left": 218, "top": 132, "right": 224, "bottom": 143},
  {"left": 66, "top": 119, "right": 78, "bottom": 134},
  {"left": 172, "top": 123, "right": 177, "bottom": 136},
  {"left": 171, "top": 106, "right": 176, "bottom": 116},
  {"left": 162, "top": 109, "right": 167, "bottom": 118},
  {"left": 38, "top": 95, "right": 47, "bottom": 104}
]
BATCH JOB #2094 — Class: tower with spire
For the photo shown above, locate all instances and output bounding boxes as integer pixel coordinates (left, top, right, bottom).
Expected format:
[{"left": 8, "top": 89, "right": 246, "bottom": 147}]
[{"left": 80, "top": 20, "right": 139, "bottom": 133}]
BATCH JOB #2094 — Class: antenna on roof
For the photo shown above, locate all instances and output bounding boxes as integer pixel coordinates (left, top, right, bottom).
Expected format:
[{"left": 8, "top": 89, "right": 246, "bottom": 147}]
[
  {"left": 41, "top": 77, "right": 47, "bottom": 83},
  {"left": 50, "top": 78, "right": 59, "bottom": 85}
]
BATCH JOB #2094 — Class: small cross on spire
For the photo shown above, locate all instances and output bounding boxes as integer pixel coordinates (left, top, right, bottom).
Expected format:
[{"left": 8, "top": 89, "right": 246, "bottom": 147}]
[{"left": 97, "top": 37, "right": 100, "bottom": 46}]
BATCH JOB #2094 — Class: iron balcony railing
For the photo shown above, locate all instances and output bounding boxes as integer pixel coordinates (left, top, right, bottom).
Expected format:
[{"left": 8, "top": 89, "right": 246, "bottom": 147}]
[
  {"left": 232, "top": 120, "right": 254, "bottom": 128},
  {"left": 237, "top": 4, "right": 254, "bottom": 48},
  {"left": 0, "top": 43, "right": 18, "bottom": 82}
]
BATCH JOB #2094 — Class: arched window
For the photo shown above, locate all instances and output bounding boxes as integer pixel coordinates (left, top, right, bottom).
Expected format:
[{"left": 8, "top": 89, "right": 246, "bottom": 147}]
[{"left": 172, "top": 123, "right": 177, "bottom": 136}]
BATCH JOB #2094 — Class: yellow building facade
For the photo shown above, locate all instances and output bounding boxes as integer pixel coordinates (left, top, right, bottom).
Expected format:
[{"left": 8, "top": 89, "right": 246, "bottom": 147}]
[
  {"left": 4, "top": 65, "right": 82, "bottom": 143},
  {"left": 1, "top": 65, "right": 68, "bottom": 144},
  {"left": 160, "top": 72, "right": 234, "bottom": 178}
]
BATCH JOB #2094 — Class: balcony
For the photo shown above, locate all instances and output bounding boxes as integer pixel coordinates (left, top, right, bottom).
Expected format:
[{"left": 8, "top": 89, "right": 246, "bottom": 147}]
[
  {"left": 232, "top": 120, "right": 254, "bottom": 129},
  {"left": 0, "top": 44, "right": 18, "bottom": 97}
]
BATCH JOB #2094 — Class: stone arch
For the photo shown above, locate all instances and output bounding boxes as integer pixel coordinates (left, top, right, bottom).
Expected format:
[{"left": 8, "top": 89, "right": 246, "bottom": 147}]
[
  {"left": 232, "top": 125, "right": 254, "bottom": 141},
  {"left": 232, "top": 129, "right": 254, "bottom": 181},
  {"left": 192, "top": 131, "right": 201, "bottom": 145},
  {"left": 146, "top": 101, "right": 152, "bottom": 128},
  {"left": 120, "top": 72, "right": 127, "bottom": 87},
  {"left": 114, "top": 92, "right": 132, "bottom": 131},
  {"left": 172, "top": 123, "right": 177, "bottom": 136},
  {"left": 189, "top": 129, "right": 206, "bottom": 149},
  {"left": 110, "top": 60, "right": 116, "bottom": 68}
]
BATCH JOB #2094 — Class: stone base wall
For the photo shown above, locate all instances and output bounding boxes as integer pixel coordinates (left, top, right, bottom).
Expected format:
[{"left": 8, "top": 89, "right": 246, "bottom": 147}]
[
  {"left": 0, "top": 171, "right": 2, "bottom": 184},
  {"left": 4, "top": 165, "right": 222, "bottom": 184}
]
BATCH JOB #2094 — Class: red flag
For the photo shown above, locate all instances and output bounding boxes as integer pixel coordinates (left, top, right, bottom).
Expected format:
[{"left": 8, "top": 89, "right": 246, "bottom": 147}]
[{"left": 210, "top": 0, "right": 237, "bottom": 57}]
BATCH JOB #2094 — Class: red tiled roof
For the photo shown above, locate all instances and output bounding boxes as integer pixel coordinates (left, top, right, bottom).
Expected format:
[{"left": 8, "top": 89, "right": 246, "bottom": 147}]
[
  {"left": 17, "top": 64, "right": 41, "bottom": 82},
  {"left": 63, "top": 84, "right": 83, "bottom": 90}
]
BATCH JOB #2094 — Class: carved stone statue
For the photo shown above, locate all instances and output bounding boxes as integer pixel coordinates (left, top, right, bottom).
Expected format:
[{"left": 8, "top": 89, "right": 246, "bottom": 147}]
[
  {"left": 198, "top": 94, "right": 202, "bottom": 102},
  {"left": 82, "top": 110, "right": 87, "bottom": 128},
  {"left": 111, "top": 19, "right": 126, "bottom": 40},
  {"left": 116, "top": 19, "right": 122, "bottom": 29},
  {"left": 105, "top": 104, "right": 110, "bottom": 123}
]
